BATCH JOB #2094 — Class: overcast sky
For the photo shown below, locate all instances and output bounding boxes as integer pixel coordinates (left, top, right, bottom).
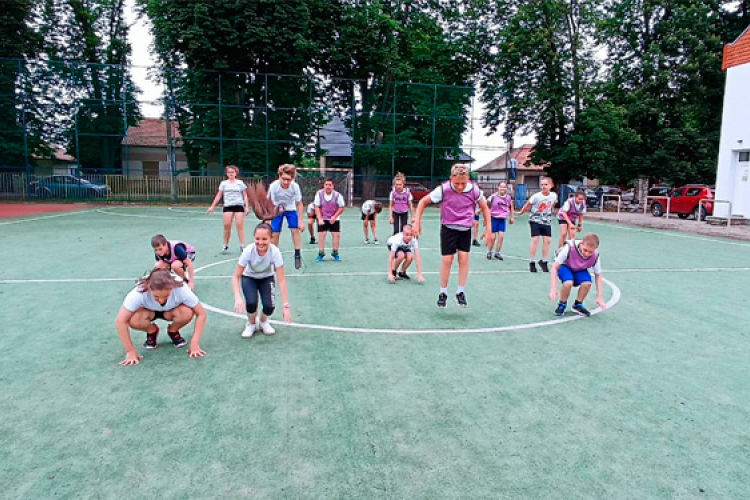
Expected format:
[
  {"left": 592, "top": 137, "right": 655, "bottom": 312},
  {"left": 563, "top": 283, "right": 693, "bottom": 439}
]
[{"left": 122, "top": 0, "right": 532, "bottom": 168}]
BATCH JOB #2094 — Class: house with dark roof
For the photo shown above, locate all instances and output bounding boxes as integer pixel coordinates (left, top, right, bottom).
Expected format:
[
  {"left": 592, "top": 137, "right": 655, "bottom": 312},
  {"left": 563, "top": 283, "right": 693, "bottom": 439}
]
[
  {"left": 473, "top": 144, "right": 547, "bottom": 191},
  {"left": 715, "top": 24, "right": 750, "bottom": 219}
]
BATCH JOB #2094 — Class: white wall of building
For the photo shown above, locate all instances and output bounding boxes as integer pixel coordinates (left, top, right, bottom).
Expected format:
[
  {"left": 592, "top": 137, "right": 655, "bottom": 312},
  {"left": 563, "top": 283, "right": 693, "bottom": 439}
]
[{"left": 715, "top": 63, "right": 750, "bottom": 218}]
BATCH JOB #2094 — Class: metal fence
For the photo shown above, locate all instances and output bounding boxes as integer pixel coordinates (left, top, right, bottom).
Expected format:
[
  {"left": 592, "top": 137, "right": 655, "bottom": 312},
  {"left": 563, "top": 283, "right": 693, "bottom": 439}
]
[{"left": 0, "top": 58, "right": 514, "bottom": 191}]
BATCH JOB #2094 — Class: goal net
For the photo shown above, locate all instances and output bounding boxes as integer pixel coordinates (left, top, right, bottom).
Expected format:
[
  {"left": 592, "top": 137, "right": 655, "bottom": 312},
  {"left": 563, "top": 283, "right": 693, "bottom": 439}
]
[{"left": 295, "top": 167, "right": 354, "bottom": 207}]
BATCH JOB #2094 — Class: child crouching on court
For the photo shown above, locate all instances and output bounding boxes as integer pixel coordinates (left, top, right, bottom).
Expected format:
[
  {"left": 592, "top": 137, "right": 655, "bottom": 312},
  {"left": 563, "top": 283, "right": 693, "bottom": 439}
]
[
  {"left": 151, "top": 234, "right": 197, "bottom": 290},
  {"left": 232, "top": 223, "right": 292, "bottom": 338},
  {"left": 115, "top": 269, "right": 207, "bottom": 366},
  {"left": 413, "top": 164, "right": 491, "bottom": 308},
  {"left": 386, "top": 224, "right": 424, "bottom": 283},
  {"left": 549, "top": 233, "right": 607, "bottom": 317}
]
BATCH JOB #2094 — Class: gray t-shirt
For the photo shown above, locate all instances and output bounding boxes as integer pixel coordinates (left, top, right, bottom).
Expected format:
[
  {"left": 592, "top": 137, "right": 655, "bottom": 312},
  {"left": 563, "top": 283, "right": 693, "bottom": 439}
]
[
  {"left": 528, "top": 192, "right": 558, "bottom": 225},
  {"left": 219, "top": 180, "right": 247, "bottom": 207},
  {"left": 268, "top": 180, "right": 302, "bottom": 212},
  {"left": 238, "top": 243, "right": 284, "bottom": 279},
  {"left": 122, "top": 285, "right": 200, "bottom": 312}
]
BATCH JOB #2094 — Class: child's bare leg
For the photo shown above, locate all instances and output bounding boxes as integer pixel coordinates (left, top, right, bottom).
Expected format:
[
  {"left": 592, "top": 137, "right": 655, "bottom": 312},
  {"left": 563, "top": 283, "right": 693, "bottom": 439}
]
[
  {"left": 222, "top": 212, "right": 234, "bottom": 245},
  {"left": 542, "top": 236, "right": 551, "bottom": 261},
  {"left": 170, "top": 260, "right": 187, "bottom": 281},
  {"left": 363, "top": 221, "right": 369, "bottom": 240},
  {"left": 165, "top": 305, "right": 195, "bottom": 332},
  {"left": 393, "top": 253, "right": 405, "bottom": 270},
  {"left": 440, "top": 255, "right": 454, "bottom": 288},
  {"left": 318, "top": 230, "right": 327, "bottom": 252},
  {"left": 128, "top": 309, "right": 158, "bottom": 333},
  {"left": 371, "top": 219, "right": 378, "bottom": 240},
  {"left": 529, "top": 235, "right": 540, "bottom": 259},
  {"left": 272, "top": 232, "right": 281, "bottom": 246},
  {"left": 495, "top": 232, "right": 505, "bottom": 252},
  {"left": 332, "top": 232, "right": 341, "bottom": 252},
  {"left": 559, "top": 281, "right": 574, "bottom": 302},
  {"left": 401, "top": 253, "right": 414, "bottom": 272},
  {"left": 558, "top": 225, "right": 568, "bottom": 248},
  {"left": 457, "top": 250, "right": 470, "bottom": 287},
  {"left": 308, "top": 218, "right": 315, "bottom": 236},
  {"left": 235, "top": 212, "right": 246, "bottom": 246},
  {"left": 246, "top": 312, "right": 257, "bottom": 326},
  {"left": 291, "top": 229, "right": 301, "bottom": 250},
  {"left": 576, "top": 282, "right": 592, "bottom": 302},
  {"left": 569, "top": 226, "right": 577, "bottom": 242}
]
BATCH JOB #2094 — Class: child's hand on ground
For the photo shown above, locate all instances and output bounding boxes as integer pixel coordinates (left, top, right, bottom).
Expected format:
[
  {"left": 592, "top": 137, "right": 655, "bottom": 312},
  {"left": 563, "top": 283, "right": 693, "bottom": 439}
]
[
  {"left": 416, "top": 274, "right": 425, "bottom": 283},
  {"left": 119, "top": 351, "right": 143, "bottom": 366},
  {"left": 234, "top": 297, "right": 245, "bottom": 314},
  {"left": 188, "top": 343, "right": 206, "bottom": 358},
  {"left": 388, "top": 273, "right": 395, "bottom": 283},
  {"left": 595, "top": 297, "right": 607, "bottom": 310},
  {"left": 282, "top": 307, "right": 292, "bottom": 324}
]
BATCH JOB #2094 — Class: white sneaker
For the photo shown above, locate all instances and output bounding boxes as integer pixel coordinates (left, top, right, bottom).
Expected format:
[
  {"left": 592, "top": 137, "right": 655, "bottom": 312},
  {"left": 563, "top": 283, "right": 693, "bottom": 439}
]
[
  {"left": 258, "top": 320, "right": 276, "bottom": 335},
  {"left": 241, "top": 322, "right": 255, "bottom": 338},
  {"left": 374, "top": 238, "right": 379, "bottom": 245},
  {"left": 364, "top": 238, "right": 370, "bottom": 244},
  {"left": 222, "top": 245, "right": 229, "bottom": 254}
]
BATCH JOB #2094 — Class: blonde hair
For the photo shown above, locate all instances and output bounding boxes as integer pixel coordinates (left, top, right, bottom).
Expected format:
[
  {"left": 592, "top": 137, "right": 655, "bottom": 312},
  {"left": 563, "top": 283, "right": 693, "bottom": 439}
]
[
  {"left": 278, "top": 164, "right": 297, "bottom": 178},
  {"left": 136, "top": 269, "right": 184, "bottom": 292},
  {"left": 450, "top": 164, "right": 470, "bottom": 177},
  {"left": 393, "top": 172, "right": 406, "bottom": 184},
  {"left": 225, "top": 164, "right": 240, "bottom": 176},
  {"left": 582, "top": 233, "right": 600, "bottom": 248}
]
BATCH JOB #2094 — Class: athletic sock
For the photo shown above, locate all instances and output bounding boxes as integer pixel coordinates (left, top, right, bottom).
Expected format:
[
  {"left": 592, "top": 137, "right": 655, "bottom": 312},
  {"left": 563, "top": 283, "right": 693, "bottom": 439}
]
[
  {"left": 440, "top": 287, "right": 448, "bottom": 294},
  {"left": 456, "top": 286, "right": 465, "bottom": 294},
  {"left": 295, "top": 249, "right": 301, "bottom": 256},
  {"left": 530, "top": 258, "right": 535, "bottom": 263}
]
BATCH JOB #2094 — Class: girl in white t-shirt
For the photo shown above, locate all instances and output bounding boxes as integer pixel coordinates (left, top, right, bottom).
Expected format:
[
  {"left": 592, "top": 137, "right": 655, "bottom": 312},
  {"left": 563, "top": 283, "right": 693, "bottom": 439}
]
[
  {"left": 207, "top": 165, "right": 250, "bottom": 254},
  {"left": 232, "top": 223, "right": 292, "bottom": 338},
  {"left": 115, "top": 269, "right": 207, "bottom": 366}
]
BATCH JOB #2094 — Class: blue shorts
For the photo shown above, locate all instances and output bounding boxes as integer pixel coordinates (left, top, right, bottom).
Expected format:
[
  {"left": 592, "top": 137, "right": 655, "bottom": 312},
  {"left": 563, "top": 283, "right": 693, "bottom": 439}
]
[
  {"left": 558, "top": 265, "right": 592, "bottom": 286},
  {"left": 491, "top": 217, "right": 507, "bottom": 233},
  {"left": 270, "top": 210, "right": 299, "bottom": 233},
  {"left": 474, "top": 214, "right": 480, "bottom": 221}
]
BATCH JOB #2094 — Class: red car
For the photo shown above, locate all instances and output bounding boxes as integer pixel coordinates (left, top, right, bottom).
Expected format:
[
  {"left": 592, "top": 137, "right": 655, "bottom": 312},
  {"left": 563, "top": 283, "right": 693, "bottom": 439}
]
[
  {"left": 405, "top": 181, "right": 431, "bottom": 202},
  {"left": 650, "top": 185, "right": 714, "bottom": 220}
]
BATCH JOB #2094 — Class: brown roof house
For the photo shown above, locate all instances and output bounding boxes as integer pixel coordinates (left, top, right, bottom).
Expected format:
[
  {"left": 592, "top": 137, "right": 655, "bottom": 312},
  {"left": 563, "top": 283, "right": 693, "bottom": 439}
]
[
  {"left": 473, "top": 144, "right": 547, "bottom": 192},
  {"left": 121, "top": 119, "right": 194, "bottom": 177}
]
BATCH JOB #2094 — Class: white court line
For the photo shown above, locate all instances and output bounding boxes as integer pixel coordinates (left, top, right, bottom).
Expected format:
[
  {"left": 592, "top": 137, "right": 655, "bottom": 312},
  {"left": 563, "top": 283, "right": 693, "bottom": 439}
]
[
  {"left": 99, "top": 206, "right": 442, "bottom": 221},
  {"left": 201, "top": 278, "right": 621, "bottom": 335},
  {"left": 0, "top": 209, "right": 95, "bottom": 226},
  {"left": 585, "top": 219, "right": 750, "bottom": 248},
  {"left": 3, "top": 266, "right": 749, "bottom": 284}
]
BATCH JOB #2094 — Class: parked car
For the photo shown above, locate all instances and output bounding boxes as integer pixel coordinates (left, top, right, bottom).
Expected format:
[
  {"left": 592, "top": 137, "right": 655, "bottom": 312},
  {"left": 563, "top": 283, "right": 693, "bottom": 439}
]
[
  {"left": 594, "top": 185, "right": 622, "bottom": 204},
  {"left": 404, "top": 181, "right": 431, "bottom": 201},
  {"left": 621, "top": 188, "right": 636, "bottom": 203},
  {"left": 30, "top": 175, "right": 110, "bottom": 199},
  {"left": 585, "top": 188, "right": 599, "bottom": 208},
  {"left": 647, "top": 186, "right": 671, "bottom": 198},
  {"left": 650, "top": 185, "right": 714, "bottom": 220}
]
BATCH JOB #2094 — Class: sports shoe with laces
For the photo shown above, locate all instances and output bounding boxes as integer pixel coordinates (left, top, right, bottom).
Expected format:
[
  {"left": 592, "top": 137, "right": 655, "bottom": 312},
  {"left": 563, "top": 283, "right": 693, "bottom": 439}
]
[
  {"left": 316, "top": 252, "right": 325, "bottom": 262},
  {"left": 294, "top": 253, "right": 302, "bottom": 269},
  {"left": 241, "top": 321, "right": 255, "bottom": 338},
  {"left": 486, "top": 251, "right": 493, "bottom": 260},
  {"left": 143, "top": 325, "right": 159, "bottom": 349},
  {"left": 221, "top": 245, "right": 229, "bottom": 254},
  {"left": 472, "top": 239, "right": 480, "bottom": 247},
  {"left": 538, "top": 260, "right": 549, "bottom": 273},
  {"left": 455, "top": 292, "right": 468, "bottom": 308},
  {"left": 309, "top": 237, "right": 316, "bottom": 244},
  {"left": 373, "top": 238, "right": 379, "bottom": 245},
  {"left": 168, "top": 330, "right": 187, "bottom": 348},
  {"left": 554, "top": 302, "right": 567, "bottom": 317},
  {"left": 364, "top": 238, "right": 370, "bottom": 244},
  {"left": 572, "top": 302, "right": 591, "bottom": 317},
  {"left": 258, "top": 320, "right": 276, "bottom": 335},
  {"left": 332, "top": 251, "right": 341, "bottom": 262},
  {"left": 529, "top": 262, "right": 538, "bottom": 273},
  {"left": 494, "top": 252, "right": 503, "bottom": 261},
  {"left": 436, "top": 292, "right": 448, "bottom": 309},
  {"left": 398, "top": 271, "right": 410, "bottom": 280}
]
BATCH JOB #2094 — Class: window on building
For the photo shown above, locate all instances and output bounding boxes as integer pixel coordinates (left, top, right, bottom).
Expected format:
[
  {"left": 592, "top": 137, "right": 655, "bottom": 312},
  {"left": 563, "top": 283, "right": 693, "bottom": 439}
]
[
  {"left": 739, "top": 151, "right": 750, "bottom": 162},
  {"left": 143, "top": 161, "right": 160, "bottom": 176}
]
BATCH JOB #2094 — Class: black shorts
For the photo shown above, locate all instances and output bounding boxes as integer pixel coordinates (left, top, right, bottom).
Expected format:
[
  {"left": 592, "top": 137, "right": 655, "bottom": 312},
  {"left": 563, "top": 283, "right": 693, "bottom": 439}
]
[
  {"left": 387, "top": 244, "right": 412, "bottom": 254},
  {"left": 317, "top": 220, "right": 340, "bottom": 233},
  {"left": 529, "top": 221, "right": 552, "bottom": 237},
  {"left": 440, "top": 225, "right": 472, "bottom": 256},
  {"left": 361, "top": 212, "right": 376, "bottom": 221},
  {"left": 223, "top": 205, "right": 245, "bottom": 213},
  {"left": 152, "top": 311, "right": 166, "bottom": 320}
]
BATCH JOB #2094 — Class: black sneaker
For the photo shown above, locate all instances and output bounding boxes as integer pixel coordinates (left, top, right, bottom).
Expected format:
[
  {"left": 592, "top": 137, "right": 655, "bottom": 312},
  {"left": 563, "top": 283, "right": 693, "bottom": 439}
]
[
  {"left": 529, "top": 262, "right": 538, "bottom": 273},
  {"left": 572, "top": 302, "right": 591, "bottom": 317},
  {"left": 486, "top": 251, "right": 493, "bottom": 260},
  {"left": 168, "top": 330, "right": 187, "bottom": 348},
  {"left": 554, "top": 302, "right": 566, "bottom": 317},
  {"left": 494, "top": 252, "right": 503, "bottom": 261},
  {"left": 437, "top": 292, "right": 448, "bottom": 309},
  {"left": 538, "top": 260, "right": 549, "bottom": 273},
  {"left": 309, "top": 237, "right": 316, "bottom": 244},
  {"left": 398, "top": 271, "right": 410, "bottom": 280},
  {"left": 455, "top": 292, "right": 468, "bottom": 308},
  {"left": 294, "top": 253, "right": 302, "bottom": 270},
  {"left": 472, "top": 239, "right": 481, "bottom": 247},
  {"left": 143, "top": 325, "right": 159, "bottom": 349}
]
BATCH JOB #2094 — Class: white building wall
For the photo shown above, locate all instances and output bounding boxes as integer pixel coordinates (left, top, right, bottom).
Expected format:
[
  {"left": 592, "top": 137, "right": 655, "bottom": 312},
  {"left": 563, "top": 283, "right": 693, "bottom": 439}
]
[{"left": 715, "top": 63, "right": 750, "bottom": 218}]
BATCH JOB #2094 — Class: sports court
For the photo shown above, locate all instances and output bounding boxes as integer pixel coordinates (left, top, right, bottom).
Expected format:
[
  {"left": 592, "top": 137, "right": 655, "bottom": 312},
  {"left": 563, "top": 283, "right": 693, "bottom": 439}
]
[{"left": 1, "top": 205, "right": 748, "bottom": 499}]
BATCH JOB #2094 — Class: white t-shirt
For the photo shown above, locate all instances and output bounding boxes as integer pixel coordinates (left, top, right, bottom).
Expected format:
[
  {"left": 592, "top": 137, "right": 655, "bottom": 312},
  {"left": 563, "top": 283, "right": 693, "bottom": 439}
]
[
  {"left": 314, "top": 191, "right": 346, "bottom": 208},
  {"left": 528, "top": 191, "right": 558, "bottom": 225},
  {"left": 238, "top": 243, "right": 284, "bottom": 279},
  {"left": 122, "top": 285, "right": 200, "bottom": 312},
  {"left": 555, "top": 240, "right": 602, "bottom": 274},
  {"left": 387, "top": 233, "right": 419, "bottom": 253},
  {"left": 428, "top": 182, "right": 486, "bottom": 204},
  {"left": 307, "top": 202, "right": 316, "bottom": 216},
  {"left": 361, "top": 200, "right": 378, "bottom": 215},
  {"left": 268, "top": 180, "right": 302, "bottom": 212},
  {"left": 218, "top": 180, "right": 247, "bottom": 207}
]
